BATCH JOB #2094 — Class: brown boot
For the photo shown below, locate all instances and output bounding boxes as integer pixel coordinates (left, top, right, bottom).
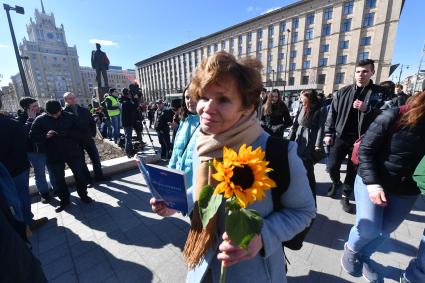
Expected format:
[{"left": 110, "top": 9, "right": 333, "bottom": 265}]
[{"left": 30, "top": 217, "right": 48, "bottom": 231}]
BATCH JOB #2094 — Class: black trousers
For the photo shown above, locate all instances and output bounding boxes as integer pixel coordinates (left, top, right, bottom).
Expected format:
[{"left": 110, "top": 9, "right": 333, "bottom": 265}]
[
  {"left": 95, "top": 68, "right": 108, "bottom": 88},
  {"left": 49, "top": 155, "right": 88, "bottom": 202},
  {"left": 157, "top": 131, "right": 171, "bottom": 159},
  {"left": 328, "top": 136, "right": 358, "bottom": 197},
  {"left": 81, "top": 138, "right": 104, "bottom": 181}
]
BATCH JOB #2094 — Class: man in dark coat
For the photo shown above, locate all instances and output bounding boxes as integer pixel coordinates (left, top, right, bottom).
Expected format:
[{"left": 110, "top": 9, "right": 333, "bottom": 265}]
[
  {"left": 120, "top": 88, "right": 137, "bottom": 157},
  {"left": 91, "top": 43, "right": 110, "bottom": 88},
  {"left": 324, "top": 59, "right": 386, "bottom": 213},
  {"left": 154, "top": 99, "right": 173, "bottom": 160},
  {"left": 63, "top": 92, "right": 108, "bottom": 184},
  {"left": 30, "top": 100, "right": 92, "bottom": 212}
]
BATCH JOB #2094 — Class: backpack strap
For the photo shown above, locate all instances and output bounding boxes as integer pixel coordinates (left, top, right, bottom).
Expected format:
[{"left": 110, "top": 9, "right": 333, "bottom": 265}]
[{"left": 266, "top": 136, "right": 290, "bottom": 210}]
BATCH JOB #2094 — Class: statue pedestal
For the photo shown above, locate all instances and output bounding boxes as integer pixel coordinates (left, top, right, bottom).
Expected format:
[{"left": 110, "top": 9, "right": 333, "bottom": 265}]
[{"left": 94, "top": 87, "right": 109, "bottom": 102}]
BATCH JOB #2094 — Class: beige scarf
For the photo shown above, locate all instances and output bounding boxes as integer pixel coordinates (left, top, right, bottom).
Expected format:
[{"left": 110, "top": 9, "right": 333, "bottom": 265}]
[{"left": 183, "top": 112, "right": 263, "bottom": 269}]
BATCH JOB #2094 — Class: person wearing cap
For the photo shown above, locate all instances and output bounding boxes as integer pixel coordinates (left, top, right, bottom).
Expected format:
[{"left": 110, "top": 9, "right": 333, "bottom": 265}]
[
  {"left": 154, "top": 99, "right": 173, "bottom": 160},
  {"left": 105, "top": 88, "right": 121, "bottom": 144},
  {"left": 30, "top": 100, "right": 93, "bottom": 212}
]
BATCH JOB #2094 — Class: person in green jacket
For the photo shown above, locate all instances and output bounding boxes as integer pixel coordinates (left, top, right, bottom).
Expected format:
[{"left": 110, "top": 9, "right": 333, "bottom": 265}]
[{"left": 168, "top": 85, "right": 199, "bottom": 188}]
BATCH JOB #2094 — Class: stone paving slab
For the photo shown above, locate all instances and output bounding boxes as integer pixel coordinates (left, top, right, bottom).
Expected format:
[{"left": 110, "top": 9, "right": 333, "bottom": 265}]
[{"left": 29, "top": 133, "right": 425, "bottom": 283}]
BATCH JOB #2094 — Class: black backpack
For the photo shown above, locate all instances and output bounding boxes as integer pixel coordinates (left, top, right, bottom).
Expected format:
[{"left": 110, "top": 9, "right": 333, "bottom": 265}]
[{"left": 265, "top": 136, "right": 315, "bottom": 251}]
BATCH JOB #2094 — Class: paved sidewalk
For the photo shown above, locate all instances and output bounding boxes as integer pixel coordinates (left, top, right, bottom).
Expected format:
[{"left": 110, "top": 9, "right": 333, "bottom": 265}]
[{"left": 30, "top": 130, "right": 425, "bottom": 282}]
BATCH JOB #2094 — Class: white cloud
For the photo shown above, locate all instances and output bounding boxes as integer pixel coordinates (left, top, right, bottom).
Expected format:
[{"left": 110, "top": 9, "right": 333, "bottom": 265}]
[
  {"left": 261, "top": 7, "right": 281, "bottom": 15},
  {"left": 247, "top": 6, "right": 254, "bottom": 12},
  {"left": 0, "top": 44, "right": 9, "bottom": 48},
  {"left": 89, "top": 39, "right": 119, "bottom": 47}
]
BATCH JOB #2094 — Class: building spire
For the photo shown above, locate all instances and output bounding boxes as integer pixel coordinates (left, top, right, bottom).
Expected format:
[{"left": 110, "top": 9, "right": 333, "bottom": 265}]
[{"left": 41, "top": 0, "right": 45, "bottom": 13}]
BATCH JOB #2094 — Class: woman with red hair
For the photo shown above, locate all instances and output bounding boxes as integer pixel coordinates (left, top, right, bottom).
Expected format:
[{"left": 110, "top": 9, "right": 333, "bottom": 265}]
[{"left": 341, "top": 92, "right": 425, "bottom": 282}]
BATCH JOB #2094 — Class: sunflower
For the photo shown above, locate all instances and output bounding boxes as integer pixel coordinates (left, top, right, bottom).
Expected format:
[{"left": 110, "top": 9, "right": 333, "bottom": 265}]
[{"left": 212, "top": 144, "right": 277, "bottom": 208}]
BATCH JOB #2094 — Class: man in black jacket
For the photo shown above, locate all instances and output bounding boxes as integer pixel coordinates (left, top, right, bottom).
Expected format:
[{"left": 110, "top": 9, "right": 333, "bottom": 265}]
[
  {"left": 30, "top": 100, "right": 92, "bottom": 212},
  {"left": 63, "top": 92, "right": 108, "bottom": 184},
  {"left": 324, "top": 59, "right": 386, "bottom": 213},
  {"left": 120, "top": 88, "right": 137, "bottom": 157},
  {"left": 154, "top": 99, "right": 173, "bottom": 160}
]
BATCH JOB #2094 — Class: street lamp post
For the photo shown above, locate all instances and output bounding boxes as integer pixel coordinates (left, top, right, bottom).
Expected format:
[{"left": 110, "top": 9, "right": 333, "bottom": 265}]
[
  {"left": 283, "top": 28, "right": 291, "bottom": 98},
  {"left": 4, "top": 4, "right": 31, "bottom": 97}
]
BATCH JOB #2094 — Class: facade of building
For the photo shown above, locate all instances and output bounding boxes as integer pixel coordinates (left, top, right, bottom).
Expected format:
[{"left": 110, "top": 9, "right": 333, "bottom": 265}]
[
  {"left": 13, "top": 5, "right": 86, "bottom": 107},
  {"left": 80, "top": 66, "right": 136, "bottom": 102},
  {"left": 0, "top": 84, "right": 19, "bottom": 113},
  {"left": 136, "top": 0, "right": 404, "bottom": 101},
  {"left": 401, "top": 72, "right": 425, "bottom": 94}
]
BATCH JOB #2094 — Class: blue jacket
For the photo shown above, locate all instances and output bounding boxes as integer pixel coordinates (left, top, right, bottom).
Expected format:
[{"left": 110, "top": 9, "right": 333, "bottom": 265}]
[
  {"left": 168, "top": 114, "right": 200, "bottom": 188},
  {"left": 186, "top": 132, "right": 316, "bottom": 283}
]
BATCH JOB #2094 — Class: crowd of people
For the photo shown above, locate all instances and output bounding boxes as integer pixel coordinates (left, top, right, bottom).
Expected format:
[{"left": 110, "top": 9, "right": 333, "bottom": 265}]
[{"left": 1, "top": 51, "right": 424, "bottom": 283}]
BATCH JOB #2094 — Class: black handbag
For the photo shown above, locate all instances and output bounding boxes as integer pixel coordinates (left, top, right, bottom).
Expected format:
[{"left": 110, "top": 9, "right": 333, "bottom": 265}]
[{"left": 312, "top": 147, "right": 326, "bottom": 164}]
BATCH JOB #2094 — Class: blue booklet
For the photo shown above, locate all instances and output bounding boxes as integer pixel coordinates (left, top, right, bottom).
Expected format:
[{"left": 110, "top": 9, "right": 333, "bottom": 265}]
[{"left": 136, "top": 155, "right": 188, "bottom": 214}]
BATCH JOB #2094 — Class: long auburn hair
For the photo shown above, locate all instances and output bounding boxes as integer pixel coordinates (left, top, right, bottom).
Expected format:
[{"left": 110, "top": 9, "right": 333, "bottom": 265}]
[
  {"left": 263, "top": 89, "right": 285, "bottom": 116},
  {"left": 399, "top": 91, "right": 425, "bottom": 127},
  {"left": 300, "top": 89, "right": 320, "bottom": 119}
]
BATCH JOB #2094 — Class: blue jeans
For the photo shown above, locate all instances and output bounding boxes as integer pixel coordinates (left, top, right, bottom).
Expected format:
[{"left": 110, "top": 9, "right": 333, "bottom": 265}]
[
  {"left": 124, "top": 127, "right": 133, "bottom": 154},
  {"left": 12, "top": 170, "right": 33, "bottom": 225},
  {"left": 347, "top": 175, "right": 418, "bottom": 258},
  {"left": 405, "top": 228, "right": 425, "bottom": 283},
  {"left": 27, "top": 152, "right": 49, "bottom": 194},
  {"left": 111, "top": 115, "right": 121, "bottom": 143}
]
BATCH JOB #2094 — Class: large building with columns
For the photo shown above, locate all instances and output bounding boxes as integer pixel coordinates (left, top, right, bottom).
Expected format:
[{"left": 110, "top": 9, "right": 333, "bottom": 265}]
[{"left": 135, "top": 0, "right": 404, "bottom": 101}]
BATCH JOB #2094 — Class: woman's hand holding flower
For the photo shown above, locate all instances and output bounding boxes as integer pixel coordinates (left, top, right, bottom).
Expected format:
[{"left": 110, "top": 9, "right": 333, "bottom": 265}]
[{"left": 217, "top": 232, "right": 263, "bottom": 267}]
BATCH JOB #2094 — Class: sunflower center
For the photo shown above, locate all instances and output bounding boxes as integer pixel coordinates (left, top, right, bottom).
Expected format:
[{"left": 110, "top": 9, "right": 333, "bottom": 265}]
[{"left": 230, "top": 165, "right": 254, "bottom": 190}]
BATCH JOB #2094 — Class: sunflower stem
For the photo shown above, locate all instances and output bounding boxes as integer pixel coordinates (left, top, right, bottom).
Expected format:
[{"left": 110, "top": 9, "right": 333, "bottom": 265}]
[{"left": 219, "top": 261, "right": 227, "bottom": 283}]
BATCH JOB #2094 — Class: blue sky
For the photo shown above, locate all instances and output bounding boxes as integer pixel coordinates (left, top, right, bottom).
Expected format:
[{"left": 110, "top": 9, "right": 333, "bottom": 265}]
[{"left": 0, "top": 0, "right": 423, "bottom": 87}]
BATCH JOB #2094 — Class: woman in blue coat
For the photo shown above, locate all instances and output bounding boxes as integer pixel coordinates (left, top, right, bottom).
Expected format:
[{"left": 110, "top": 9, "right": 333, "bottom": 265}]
[
  {"left": 168, "top": 86, "right": 200, "bottom": 188},
  {"left": 151, "top": 52, "right": 315, "bottom": 282}
]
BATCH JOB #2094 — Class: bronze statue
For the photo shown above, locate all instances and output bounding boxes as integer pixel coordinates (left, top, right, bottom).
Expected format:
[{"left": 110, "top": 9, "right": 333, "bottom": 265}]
[{"left": 91, "top": 43, "right": 110, "bottom": 88}]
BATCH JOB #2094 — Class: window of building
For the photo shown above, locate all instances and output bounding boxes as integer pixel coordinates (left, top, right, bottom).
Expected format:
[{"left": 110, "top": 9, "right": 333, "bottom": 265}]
[
  {"left": 230, "top": 38, "right": 234, "bottom": 47},
  {"left": 363, "top": 12, "right": 375, "bottom": 27},
  {"left": 324, "top": 7, "right": 333, "bottom": 20},
  {"left": 292, "top": 17, "right": 299, "bottom": 29},
  {"left": 279, "top": 21, "right": 286, "bottom": 33},
  {"left": 303, "top": 47, "right": 312, "bottom": 55},
  {"left": 358, "top": 51, "right": 369, "bottom": 61},
  {"left": 340, "top": 40, "right": 349, "bottom": 49},
  {"left": 267, "top": 54, "right": 273, "bottom": 62},
  {"left": 322, "top": 24, "right": 331, "bottom": 36},
  {"left": 247, "top": 32, "right": 252, "bottom": 42},
  {"left": 290, "top": 50, "right": 297, "bottom": 58},
  {"left": 221, "top": 40, "right": 226, "bottom": 49},
  {"left": 238, "top": 35, "right": 243, "bottom": 45},
  {"left": 257, "top": 40, "right": 263, "bottom": 50},
  {"left": 268, "top": 25, "right": 274, "bottom": 36},
  {"left": 289, "top": 77, "right": 295, "bottom": 85},
  {"left": 257, "top": 29, "right": 263, "bottom": 39},
  {"left": 291, "top": 32, "right": 298, "bottom": 43},
  {"left": 257, "top": 52, "right": 262, "bottom": 60},
  {"left": 268, "top": 38, "right": 274, "bottom": 49},
  {"left": 360, "top": 36, "right": 372, "bottom": 46},
  {"left": 238, "top": 46, "right": 242, "bottom": 55},
  {"left": 214, "top": 43, "right": 218, "bottom": 52},
  {"left": 278, "top": 52, "right": 285, "bottom": 60},
  {"left": 344, "top": 1, "right": 354, "bottom": 15},
  {"left": 303, "top": 60, "right": 310, "bottom": 69},
  {"left": 318, "top": 74, "right": 326, "bottom": 84},
  {"left": 305, "top": 28, "right": 314, "bottom": 40},
  {"left": 302, "top": 76, "right": 309, "bottom": 85},
  {"left": 342, "top": 18, "right": 352, "bottom": 32},
  {"left": 277, "top": 64, "right": 284, "bottom": 72},
  {"left": 290, "top": 63, "right": 296, "bottom": 71},
  {"left": 319, "top": 58, "right": 328, "bottom": 66},
  {"left": 279, "top": 34, "right": 285, "bottom": 46},
  {"left": 207, "top": 46, "right": 211, "bottom": 56},
  {"left": 366, "top": 0, "right": 376, "bottom": 8},
  {"left": 306, "top": 13, "right": 315, "bottom": 25},
  {"left": 247, "top": 44, "right": 252, "bottom": 53},
  {"left": 320, "top": 44, "right": 329, "bottom": 52},
  {"left": 267, "top": 66, "right": 273, "bottom": 73},
  {"left": 338, "top": 55, "right": 347, "bottom": 64},
  {"left": 336, "top": 72, "right": 345, "bottom": 84}
]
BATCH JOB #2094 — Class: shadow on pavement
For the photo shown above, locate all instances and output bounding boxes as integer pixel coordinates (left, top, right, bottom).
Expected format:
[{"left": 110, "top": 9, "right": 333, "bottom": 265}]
[{"left": 288, "top": 270, "right": 352, "bottom": 283}]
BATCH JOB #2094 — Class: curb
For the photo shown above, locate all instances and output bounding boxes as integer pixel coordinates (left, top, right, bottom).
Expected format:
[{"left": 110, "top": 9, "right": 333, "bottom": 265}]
[{"left": 29, "top": 151, "right": 160, "bottom": 195}]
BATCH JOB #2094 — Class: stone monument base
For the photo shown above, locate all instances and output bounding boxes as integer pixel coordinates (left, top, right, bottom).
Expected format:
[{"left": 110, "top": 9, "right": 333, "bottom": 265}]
[{"left": 94, "top": 86, "right": 110, "bottom": 102}]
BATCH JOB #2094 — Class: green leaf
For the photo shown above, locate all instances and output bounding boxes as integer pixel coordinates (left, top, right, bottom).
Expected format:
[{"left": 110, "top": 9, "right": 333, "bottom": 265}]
[
  {"left": 225, "top": 208, "right": 263, "bottom": 249},
  {"left": 198, "top": 185, "right": 223, "bottom": 228}
]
